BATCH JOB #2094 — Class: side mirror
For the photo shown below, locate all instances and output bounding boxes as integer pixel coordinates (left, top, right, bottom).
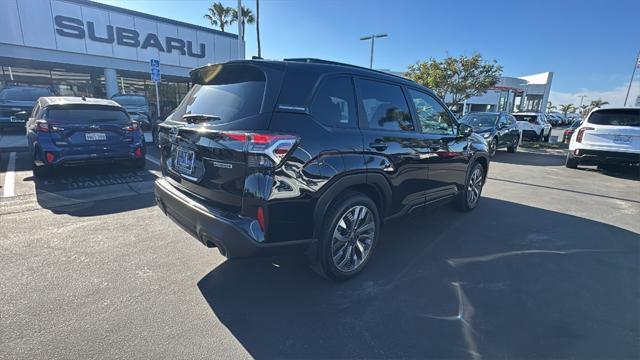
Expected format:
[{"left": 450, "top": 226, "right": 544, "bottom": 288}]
[{"left": 458, "top": 123, "right": 473, "bottom": 137}]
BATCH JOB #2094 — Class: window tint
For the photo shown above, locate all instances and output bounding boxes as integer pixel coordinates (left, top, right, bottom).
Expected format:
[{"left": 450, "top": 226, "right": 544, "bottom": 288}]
[
  {"left": 408, "top": 89, "right": 454, "bottom": 134},
  {"left": 0, "top": 87, "right": 51, "bottom": 101},
  {"left": 589, "top": 109, "right": 640, "bottom": 126},
  {"left": 509, "top": 115, "right": 517, "bottom": 125},
  {"left": 311, "top": 77, "right": 357, "bottom": 128},
  {"left": 498, "top": 115, "right": 509, "bottom": 127},
  {"left": 357, "top": 79, "right": 414, "bottom": 131},
  {"left": 46, "top": 106, "right": 129, "bottom": 124},
  {"left": 171, "top": 64, "right": 266, "bottom": 123}
]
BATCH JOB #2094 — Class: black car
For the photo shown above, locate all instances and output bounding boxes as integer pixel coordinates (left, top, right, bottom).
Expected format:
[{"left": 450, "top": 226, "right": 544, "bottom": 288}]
[
  {"left": 110, "top": 94, "right": 154, "bottom": 131},
  {"left": 0, "top": 86, "right": 54, "bottom": 131},
  {"left": 459, "top": 112, "right": 520, "bottom": 157},
  {"left": 155, "top": 59, "right": 490, "bottom": 280}
]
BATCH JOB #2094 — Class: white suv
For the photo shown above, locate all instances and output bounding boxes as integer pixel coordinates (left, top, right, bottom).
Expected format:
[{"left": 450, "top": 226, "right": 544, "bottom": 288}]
[
  {"left": 566, "top": 107, "right": 640, "bottom": 169},
  {"left": 513, "top": 112, "right": 553, "bottom": 142}
]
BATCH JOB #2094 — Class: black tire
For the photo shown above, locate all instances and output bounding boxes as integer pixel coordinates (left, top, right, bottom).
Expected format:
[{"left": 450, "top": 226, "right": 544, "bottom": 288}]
[
  {"left": 565, "top": 155, "right": 579, "bottom": 169},
  {"left": 489, "top": 138, "right": 497, "bottom": 158},
  {"left": 130, "top": 157, "right": 146, "bottom": 170},
  {"left": 537, "top": 130, "right": 544, "bottom": 142},
  {"left": 33, "top": 164, "right": 51, "bottom": 178},
  {"left": 455, "top": 162, "right": 485, "bottom": 212},
  {"left": 313, "top": 192, "right": 380, "bottom": 281},
  {"left": 507, "top": 136, "right": 519, "bottom": 153},
  {"left": 543, "top": 131, "right": 550, "bottom": 142}
]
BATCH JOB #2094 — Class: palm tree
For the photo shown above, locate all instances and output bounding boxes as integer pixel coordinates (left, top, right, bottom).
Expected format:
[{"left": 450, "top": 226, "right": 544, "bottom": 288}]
[
  {"left": 589, "top": 99, "right": 609, "bottom": 108},
  {"left": 546, "top": 101, "right": 557, "bottom": 113},
  {"left": 204, "top": 2, "right": 235, "bottom": 32},
  {"left": 256, "top": 0, "right": 261, "bottom": 58},
  {"left": 232, "top": 5, "right": 255, "bottom": 41},
  {"left": 558, "top": 103, "right": 575, "bottom": 116}
]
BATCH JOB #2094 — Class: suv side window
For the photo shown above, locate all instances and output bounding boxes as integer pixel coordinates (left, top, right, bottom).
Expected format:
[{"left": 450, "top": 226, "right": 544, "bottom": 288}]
[
  {"left": 509, "top": 115, "right": 517, "bottom": 125},
  {"left": 407, "top": 89, "right": 454, "bottom": 134},
  {"left": 356, "top": 79, "right": 414, "bottom": 132},
  {"left": 311, "top": 76, "right": 357, "bottom": 128},
  {"left": 498, "top": 115, "right": 509, "bottom": 127}
]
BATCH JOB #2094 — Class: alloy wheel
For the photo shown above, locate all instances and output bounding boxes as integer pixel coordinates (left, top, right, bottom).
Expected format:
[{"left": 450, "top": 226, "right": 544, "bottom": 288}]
[
  {"left": 331, "top": 205, "right": 375, "bottom": 273},
  {"left": 489, "top": 139, "right": 497, "bottom": 157},
  {"left": 467, "top": 167, "right": 483, "bottom": 207}
]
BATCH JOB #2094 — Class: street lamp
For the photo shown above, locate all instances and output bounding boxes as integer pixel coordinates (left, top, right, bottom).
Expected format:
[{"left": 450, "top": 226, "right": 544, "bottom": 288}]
[{"left": 360, "top": 33, "right": 388, "bottom": 69}]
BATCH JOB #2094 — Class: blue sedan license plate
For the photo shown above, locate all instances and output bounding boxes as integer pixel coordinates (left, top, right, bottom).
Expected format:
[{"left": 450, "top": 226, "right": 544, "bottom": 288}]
[{"left": 175, "top": 147, "right": 195, "bottom": 174}]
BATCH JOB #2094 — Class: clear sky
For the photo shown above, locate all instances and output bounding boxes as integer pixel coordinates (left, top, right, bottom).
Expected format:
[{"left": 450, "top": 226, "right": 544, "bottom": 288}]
[{"left": 97, "top": 0, "right": 640, "bottom": 106}]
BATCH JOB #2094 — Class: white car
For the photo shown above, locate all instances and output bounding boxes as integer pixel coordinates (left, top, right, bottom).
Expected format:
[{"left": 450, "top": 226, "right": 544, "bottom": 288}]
[
  {"left": 566, "top": 107, "right": 640, "bottom": 169},
  {"left": 513, "top": 112, "right": 553, "bottom": 142}
]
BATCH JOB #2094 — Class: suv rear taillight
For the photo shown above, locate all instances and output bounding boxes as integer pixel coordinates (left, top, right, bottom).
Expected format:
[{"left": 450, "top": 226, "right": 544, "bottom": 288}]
[
  {"left": 122, "top": 122, "right": 140, "bottom": 132},
  {"left": 222, "top": 132, "right": 298, "bottom": 167},
  {"left": 576, "top": 127, "right": 594, "bottom": 143},
  {"left": 35, "top": 120, "right": 50, "bottom": 132}
]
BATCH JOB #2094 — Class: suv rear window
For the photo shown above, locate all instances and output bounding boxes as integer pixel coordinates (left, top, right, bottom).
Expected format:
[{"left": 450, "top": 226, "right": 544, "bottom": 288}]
[
  {"left": 589, "top": 109, "right": 640, "bottom": 126},
  {"left": 514, "top": 114, "right": 538, "bottom": 123},
  {"left": 46, "top": 106, "right": 129, "bottom": 124},
  {"left": 174, "top": 64, "right": 266, "bottom": 124},
  {"left": 0, "top": 87, "right": 51, "bottom": 101}
]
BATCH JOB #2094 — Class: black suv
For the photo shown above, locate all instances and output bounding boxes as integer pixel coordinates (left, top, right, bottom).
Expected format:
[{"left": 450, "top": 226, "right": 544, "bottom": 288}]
[
  {"left": 155, "top": 59, "right": 490, "bottom": 280},
  {"left": 459, "top": 112, "right": 520, "bottom": 157},
  {"left": 0, "top": 86, "right": 54, "bottom": 131}
]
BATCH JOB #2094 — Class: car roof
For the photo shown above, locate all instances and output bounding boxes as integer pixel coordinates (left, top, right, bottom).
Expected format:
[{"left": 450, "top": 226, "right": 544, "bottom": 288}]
[
  {"left": 38, "top": 96, "right": 122, "bottom": 108},
  {"left": 191, "top": 58, "right": 425, "bottom": 91},
  {"left": 464, "top": 112, "right": 501, "bottom": 115},
  {"left": 514, "top": 112, "right": 541, "bottom": 115}
]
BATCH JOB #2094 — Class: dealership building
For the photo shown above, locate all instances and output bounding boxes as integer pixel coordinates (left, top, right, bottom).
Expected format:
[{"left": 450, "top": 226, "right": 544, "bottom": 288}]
[{"left": 0, "top": 0, "right": 243, "bottom": 118}]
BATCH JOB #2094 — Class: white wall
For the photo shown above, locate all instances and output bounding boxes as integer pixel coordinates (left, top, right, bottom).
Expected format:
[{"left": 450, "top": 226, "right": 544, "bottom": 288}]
[{"left": 0, "top": 0, "right": 240, "bottom": 72}]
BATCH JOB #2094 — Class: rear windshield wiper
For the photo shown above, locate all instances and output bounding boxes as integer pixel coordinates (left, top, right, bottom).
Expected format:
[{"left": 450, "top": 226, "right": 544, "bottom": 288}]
[{"left": 182, "top": 114, "right": 222, "bottom": 124}]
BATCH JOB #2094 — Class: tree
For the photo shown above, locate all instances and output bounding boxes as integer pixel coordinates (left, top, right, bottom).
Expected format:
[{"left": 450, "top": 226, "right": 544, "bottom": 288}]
[
  {"left": 405, "top": 53, "right": 503, "bottom": 107},
  {"left": 546, "top": 101, "right": 557, "bottom": 112},
  {"left": 204, "top": 2, "right": 235, "bottom": 32},
  {"left": 256, "top": 0, "right": 261, "bottom": 58},
  {"left": 589, "top": 99, "right": 609, "bottom": 108},
  {"left": 558, "top": 103, "right": 575, "bottom": 116},
  {"left": 232, "top": 5, "right": 255, "bottom": 41}
]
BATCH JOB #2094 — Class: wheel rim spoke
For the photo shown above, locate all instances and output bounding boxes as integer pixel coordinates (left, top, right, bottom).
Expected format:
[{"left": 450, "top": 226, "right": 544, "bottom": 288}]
[{"left": 332, "top": 205, "right": 375, "bottom": 272}]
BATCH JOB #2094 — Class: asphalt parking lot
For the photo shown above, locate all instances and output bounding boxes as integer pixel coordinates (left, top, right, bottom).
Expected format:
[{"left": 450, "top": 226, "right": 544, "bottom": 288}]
[{"left": 1, "top": 142, "right": 639, "bottom": 359}]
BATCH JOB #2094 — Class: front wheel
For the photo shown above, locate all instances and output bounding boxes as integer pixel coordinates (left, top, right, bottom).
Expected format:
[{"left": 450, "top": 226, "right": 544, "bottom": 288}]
[
  {"left": 507, "top": 136, "right": 519, "bottom": 153},
  {"left": 455, "top": 162, "right": 485, "bottom": 212},
  {"left": 489, "top": 138, "right": 497, "bottom": 157},
  {"left": 313, "top": 192, "right": 380, "bottom": 281}
]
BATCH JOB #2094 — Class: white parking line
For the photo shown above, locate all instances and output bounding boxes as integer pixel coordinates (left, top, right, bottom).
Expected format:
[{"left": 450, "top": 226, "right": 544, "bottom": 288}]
[
  {"left": 146, "top": 154, "right": 161, "bottom": 166},
  {"left": 3, "top": 152, "right": 16, "bottom": 198}
]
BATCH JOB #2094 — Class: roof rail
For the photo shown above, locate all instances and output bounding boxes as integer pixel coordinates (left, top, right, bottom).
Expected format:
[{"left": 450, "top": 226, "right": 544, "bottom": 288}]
[{"left": 283, "top": 58, "right": 411, "bottom": 82}]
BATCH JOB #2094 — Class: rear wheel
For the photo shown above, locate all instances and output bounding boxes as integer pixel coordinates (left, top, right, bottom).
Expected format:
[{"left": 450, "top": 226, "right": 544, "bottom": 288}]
[
  {"left": 455, "top": 162, "right": 484, "bottom": 212},
  {"left": 538, "top": 130, "right": 544, "bottom": 142},
  {"left": 543, "top": 130, "right": 550, "bottom": 142},
  {"left": 130, "top": 157, "right": 146, "bottom": 170},
  {"left": 565, "top": 155, "right": 579, "bottom": 169},
  {"left": 313, "top": 192, "right": 380, "bottom": 281}
]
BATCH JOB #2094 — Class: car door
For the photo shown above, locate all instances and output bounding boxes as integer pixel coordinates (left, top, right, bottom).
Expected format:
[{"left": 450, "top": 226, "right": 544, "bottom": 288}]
[
  {"left": 406, "top": 88, "right": 469, "bottom": 201},
  {"left": 496, "top": 114, "right": 512, "bottom": 147},
  {"left": 354, "top": 78, "right": 432, "bottom": 216}
]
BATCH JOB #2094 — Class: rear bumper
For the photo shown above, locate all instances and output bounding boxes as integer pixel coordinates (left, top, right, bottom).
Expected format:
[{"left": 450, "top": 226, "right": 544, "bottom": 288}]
[
  {"left": 36, "top": 143, "right": 145, "bottom": 167},
  {"left": 570, "top": 149, "right": 640, "bottom": 165},
  {"left": 154, "top": 177, "right": 312, "bottom": 258},
  {"left": 521, "top": 129, "right": 541, "bottom": 139}
]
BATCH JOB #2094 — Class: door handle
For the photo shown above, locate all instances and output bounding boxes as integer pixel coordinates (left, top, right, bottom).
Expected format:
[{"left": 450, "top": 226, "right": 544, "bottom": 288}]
[{"left": 369, "top": 141, "right": 388, "bottom": 151}]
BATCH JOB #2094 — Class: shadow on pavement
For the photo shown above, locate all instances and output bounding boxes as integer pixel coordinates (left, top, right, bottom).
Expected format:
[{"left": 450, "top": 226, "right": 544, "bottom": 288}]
[
  {"left": 491, "top": 150, "right": 566, "bottom": 167},
  {"left": 31, "top": 162, "right": 158, "bottom": 216},
  {"left": 198, "top": 198, "right": 639, "bottom": 359}
]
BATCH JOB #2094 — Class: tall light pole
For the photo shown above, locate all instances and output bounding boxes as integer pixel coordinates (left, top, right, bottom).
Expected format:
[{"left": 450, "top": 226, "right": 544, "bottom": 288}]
[
  {"left": 360, "top": 33, "right": 388, "bottom": 69},
  {"left": 624, "top": 49, "right": 639, "bottom": 107},
  {"left": 578, "top": 94, "right": 587, "bottom": 107}
]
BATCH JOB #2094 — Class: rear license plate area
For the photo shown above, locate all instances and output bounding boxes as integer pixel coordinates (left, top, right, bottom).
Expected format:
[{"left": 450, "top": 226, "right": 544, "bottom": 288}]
[
  {"left": 613, "top": 135, "right": 631, "bottom": 144},
  {"left": 85, "top": 132, "right": 107, "bottom": 141},
  {"left": 175, "top": 147, "right": 195, "bottom": 174}
]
